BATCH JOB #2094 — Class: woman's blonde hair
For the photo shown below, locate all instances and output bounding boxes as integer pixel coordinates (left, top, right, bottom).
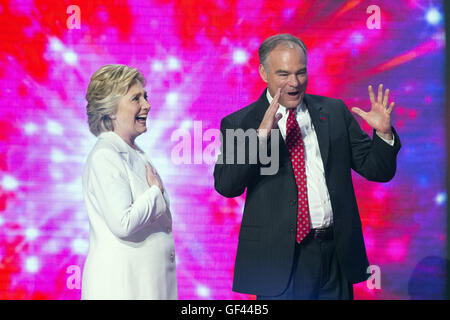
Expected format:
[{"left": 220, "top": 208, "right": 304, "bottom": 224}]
[{"left": 86, "top": 64, "right": 146, "bottom": 136}]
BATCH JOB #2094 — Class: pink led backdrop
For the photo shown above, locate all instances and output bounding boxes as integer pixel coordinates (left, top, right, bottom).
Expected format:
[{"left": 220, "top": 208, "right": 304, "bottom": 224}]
[{"left": 0, "top": 0, "right": 446, "bottom": 299}]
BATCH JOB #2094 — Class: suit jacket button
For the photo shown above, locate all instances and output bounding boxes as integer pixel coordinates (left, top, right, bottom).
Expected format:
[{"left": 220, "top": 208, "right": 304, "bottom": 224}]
[{"left": 290, "top": 200, "right": 296, "bottom": 206}]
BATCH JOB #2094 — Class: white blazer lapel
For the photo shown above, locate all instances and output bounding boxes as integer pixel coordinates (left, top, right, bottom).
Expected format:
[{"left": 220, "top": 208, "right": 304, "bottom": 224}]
[{"left": 98, "top": 131, "right": 132, "bottom": 167}]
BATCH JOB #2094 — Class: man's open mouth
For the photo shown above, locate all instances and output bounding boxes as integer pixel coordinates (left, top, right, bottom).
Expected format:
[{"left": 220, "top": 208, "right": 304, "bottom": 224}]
[{"left": 287, "top": 91, "right": 300, "bottom": 96}]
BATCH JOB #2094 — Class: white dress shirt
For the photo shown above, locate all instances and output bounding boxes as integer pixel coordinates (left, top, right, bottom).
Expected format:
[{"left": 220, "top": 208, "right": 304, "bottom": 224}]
[
  {"left": 81, "top": 131, "right": 177, "bottom": 299},
  {"left": 266, "top": 91, "right": 333, "bottom": 228}
]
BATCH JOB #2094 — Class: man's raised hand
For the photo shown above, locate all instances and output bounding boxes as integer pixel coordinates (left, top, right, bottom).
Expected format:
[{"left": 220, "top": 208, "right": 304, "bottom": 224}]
[
  {"left": 258, "top": 88, "right": 283, "bottom": 138},
  {"left": 351, "top": 84, "right": 395, "bottom": 140}
]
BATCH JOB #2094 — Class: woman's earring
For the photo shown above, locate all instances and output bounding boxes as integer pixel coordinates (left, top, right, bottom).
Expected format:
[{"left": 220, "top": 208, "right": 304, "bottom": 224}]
[{"left": 110, "top": 115, "right": 116, "bottom": 120}]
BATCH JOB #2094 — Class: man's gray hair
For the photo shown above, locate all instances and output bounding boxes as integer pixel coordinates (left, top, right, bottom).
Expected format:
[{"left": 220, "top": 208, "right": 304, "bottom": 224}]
[{"left": 258, "top": 33, "right": 307, "bottom": 67}]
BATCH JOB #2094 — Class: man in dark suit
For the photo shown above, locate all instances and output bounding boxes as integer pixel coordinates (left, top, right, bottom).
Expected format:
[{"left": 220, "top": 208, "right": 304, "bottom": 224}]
[{"left": 213, "top": 34, "right": 401, "bottom": 299}]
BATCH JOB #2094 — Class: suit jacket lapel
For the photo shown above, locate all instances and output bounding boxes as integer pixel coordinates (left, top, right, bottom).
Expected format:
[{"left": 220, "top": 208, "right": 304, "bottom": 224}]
[
  {"left": 99, "top": 131, "right": 136, "bottom": 170},
  {"left": 250, "top": 89, "right": 269, "bottom": 123},
  {"left": 304, "top": 94, "right": 330, "bottom": 172}
]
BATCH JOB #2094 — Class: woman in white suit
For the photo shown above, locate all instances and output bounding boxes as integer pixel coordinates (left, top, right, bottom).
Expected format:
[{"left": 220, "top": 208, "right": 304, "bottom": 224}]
[{"left": 81, "top": 64, "right": 177, "bottom": 299}]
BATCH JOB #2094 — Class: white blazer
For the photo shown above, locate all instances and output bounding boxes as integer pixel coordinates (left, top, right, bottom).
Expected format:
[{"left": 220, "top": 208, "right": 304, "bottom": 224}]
[{"left": 81, "top": 131, "right": 177, "bottom": 300}]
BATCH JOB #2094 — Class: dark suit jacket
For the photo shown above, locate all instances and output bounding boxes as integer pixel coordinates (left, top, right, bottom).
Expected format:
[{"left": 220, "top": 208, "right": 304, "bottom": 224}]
[{"left": 213, "top": 89, "right": 401, "bottom": 296}]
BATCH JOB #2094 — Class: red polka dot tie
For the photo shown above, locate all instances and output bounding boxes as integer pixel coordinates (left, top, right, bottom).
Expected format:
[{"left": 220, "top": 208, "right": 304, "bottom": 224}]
[{"left": 286, "top": 109, "right": 311, "bottom": 243}]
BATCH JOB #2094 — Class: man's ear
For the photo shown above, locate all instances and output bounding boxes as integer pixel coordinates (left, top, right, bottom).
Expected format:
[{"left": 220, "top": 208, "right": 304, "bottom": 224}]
[{"left": 259, "top": 64, "right": 268, "bottom": 84}]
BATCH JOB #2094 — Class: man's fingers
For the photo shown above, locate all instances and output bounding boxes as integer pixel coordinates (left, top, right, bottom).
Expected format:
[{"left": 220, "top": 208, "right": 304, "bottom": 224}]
[
  {"left": 265, "top": 104, "right": 278, "bottom": 123},
  {"left": 368, "top": 85, "right": 375, "bottom": 104},
  {"left": 273, "top": 87, "right": 281, "bottom": 101},
  {"left": 272, "top": 84, "right": 287, "bottom": 106},
  {"left": 387, "top": 101, "right": 395, "bottom": 114},
  {"left": 260, "top": 87, "right": 284, "bottom": 133},
  {"left": 377, "top": 84, "right": 383, "bottom": 103},
  {"left": 351, "top": 107, "right": 367, "bottom": 119},
  {"left": 267, "top": 89, "right": 281, "bottom": 113},
  {"left": 271, "top": 95, "right": 280, "bottom": 110},
  {"left": 268, "top": 100, "right": 280, "bottom": 118},
  {"left": 280, "top": 81, "right": 289, "bottom": 93},
  {"left": 383, "top": 88, "right": 390, "bottom": 107}
]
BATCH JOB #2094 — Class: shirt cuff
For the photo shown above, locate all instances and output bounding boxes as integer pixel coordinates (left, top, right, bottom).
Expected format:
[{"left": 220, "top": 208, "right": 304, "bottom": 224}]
[{"left": 376, "top": 131, "right": 395, "bottom": 146}]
